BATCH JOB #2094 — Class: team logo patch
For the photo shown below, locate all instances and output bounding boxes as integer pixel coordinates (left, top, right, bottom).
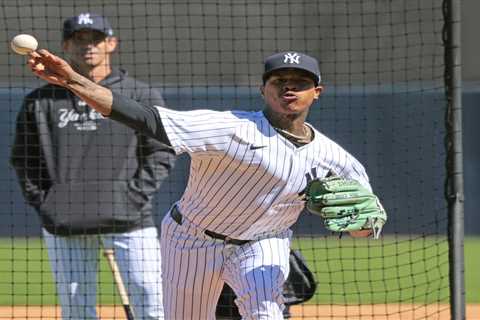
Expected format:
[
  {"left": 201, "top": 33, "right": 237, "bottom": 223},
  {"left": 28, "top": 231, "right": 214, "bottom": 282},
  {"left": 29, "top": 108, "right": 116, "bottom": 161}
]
[
  {"left": 283, "top": 52, "right": 300, "bottom": 64},
  {"left": 77, "top": 13, "right": 94, "bottom": 25},
  {"left": 58, "top": 104, "right": 105, "bottom": 131}
]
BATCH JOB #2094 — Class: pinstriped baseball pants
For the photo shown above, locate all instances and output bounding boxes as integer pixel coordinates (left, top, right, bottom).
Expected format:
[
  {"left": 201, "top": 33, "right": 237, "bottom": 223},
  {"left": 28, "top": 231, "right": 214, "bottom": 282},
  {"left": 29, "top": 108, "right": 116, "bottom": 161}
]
[
  {"left": 161, "top": 211, "right": 291, "bottom": 320},
  {"left": 43, "top": 227, "right": 164, "bottom": 320}
]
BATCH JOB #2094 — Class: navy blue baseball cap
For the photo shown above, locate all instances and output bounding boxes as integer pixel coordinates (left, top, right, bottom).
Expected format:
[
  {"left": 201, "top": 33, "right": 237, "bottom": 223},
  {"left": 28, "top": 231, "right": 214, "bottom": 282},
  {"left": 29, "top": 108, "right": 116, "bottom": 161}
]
[
  {"left": 263, "top": 51, "right": 321, "bottom": 85},
  {"left": 63, "top": 13, "right": 114, "bottom": 40}
]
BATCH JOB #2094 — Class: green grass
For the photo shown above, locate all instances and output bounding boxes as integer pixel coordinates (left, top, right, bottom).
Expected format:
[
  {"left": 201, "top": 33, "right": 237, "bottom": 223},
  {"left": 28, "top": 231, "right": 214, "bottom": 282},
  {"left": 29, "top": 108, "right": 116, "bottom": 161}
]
[
  {"left": 292, "top": 236, "right": 479, "bottom": 304},
  {"left": 0, "top": 236, "right": 478, "bottom": 305},
  {"left": 0, "top": 238, "right": 119, "bottom": 305},
  {"left": 464, "top": 237, "right": 480, "bottom": 302}
]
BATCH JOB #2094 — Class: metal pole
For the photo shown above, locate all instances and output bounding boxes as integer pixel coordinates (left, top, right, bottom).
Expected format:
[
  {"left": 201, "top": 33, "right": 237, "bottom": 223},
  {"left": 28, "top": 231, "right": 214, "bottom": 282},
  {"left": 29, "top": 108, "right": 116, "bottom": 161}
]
[{"left": 443, "top": 0, "right": 465, "bottom": 319}]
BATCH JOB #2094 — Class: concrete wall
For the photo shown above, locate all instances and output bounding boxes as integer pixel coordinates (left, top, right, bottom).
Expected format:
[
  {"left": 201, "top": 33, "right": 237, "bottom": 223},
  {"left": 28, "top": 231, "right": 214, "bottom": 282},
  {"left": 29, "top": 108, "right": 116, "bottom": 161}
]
[
  {"left": 0, "top": 0, "right": 446, "bottom": 86},
  {"left": 3, "top": 0, "right": 478, "bottom": 82},
  {"left": 462, "top": 0, "right": 480, "bottom": 81}
]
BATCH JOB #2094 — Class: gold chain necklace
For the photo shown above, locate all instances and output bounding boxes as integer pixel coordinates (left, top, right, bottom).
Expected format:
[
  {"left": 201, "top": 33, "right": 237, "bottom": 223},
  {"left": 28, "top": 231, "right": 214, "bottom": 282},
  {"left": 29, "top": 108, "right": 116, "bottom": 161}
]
[{"left": 275, "top": 124, "right": 311, "bottom": 143}]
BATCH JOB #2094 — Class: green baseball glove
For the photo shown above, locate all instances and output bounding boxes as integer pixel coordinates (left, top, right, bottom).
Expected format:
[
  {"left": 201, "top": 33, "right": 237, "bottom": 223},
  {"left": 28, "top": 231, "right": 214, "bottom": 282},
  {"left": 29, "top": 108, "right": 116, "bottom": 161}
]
[{"left": 305, "top": 177, "right": 387, "bottom": 239}]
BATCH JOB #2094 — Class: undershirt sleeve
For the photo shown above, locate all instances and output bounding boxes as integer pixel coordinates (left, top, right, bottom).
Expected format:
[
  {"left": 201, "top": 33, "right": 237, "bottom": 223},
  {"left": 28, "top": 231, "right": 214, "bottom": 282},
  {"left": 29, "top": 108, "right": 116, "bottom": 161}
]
[{"left": 109, "top": 91, "right": 171, "bottom": 146}]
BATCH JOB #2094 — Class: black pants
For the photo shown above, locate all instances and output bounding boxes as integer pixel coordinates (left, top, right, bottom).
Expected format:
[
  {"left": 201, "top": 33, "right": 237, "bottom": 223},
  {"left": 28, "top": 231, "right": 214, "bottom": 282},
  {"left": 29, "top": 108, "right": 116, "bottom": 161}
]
[{"left": 215, "top": 284, "right": 291, "bottom": 319}]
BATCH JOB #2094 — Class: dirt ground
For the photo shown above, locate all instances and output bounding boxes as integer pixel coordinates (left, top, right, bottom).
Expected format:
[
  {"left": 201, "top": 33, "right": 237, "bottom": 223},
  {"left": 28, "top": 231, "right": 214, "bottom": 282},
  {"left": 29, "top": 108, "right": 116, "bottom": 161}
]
[{"left": 0, "top": 304, "right": 478, "bottom": 320}]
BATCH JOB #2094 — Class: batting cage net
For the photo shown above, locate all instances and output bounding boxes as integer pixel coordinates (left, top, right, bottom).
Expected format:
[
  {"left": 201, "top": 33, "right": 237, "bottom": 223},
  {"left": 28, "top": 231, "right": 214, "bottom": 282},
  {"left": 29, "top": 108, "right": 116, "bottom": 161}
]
[{"left": 0, "top": 0, "right": 460, "bottom": 319}]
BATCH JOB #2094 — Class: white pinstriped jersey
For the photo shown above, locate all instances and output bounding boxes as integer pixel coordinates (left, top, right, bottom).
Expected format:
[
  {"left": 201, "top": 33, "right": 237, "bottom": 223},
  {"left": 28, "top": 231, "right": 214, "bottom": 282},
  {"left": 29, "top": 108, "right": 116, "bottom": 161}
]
[{"left": 156, "top": 107, "right": 372, "bottom": 240}]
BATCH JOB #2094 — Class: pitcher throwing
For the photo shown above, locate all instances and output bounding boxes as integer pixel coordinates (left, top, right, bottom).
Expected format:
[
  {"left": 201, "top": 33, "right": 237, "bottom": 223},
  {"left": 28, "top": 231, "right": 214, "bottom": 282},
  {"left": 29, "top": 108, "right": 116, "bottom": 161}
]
[{"left": 26, "top": 49, "right": 386, "bottom": 319}]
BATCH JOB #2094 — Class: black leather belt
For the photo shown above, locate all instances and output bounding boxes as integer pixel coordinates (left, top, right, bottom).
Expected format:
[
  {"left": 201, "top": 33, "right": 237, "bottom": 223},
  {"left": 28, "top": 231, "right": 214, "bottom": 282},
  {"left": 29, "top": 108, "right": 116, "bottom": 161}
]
[{"left": 170, "top": 206, "right": 250, "bottom": 245}]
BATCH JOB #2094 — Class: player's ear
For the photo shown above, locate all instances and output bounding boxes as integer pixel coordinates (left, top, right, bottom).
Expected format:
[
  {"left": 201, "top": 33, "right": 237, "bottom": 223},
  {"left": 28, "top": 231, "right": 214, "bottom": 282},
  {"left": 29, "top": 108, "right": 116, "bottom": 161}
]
[
  {"left": 313, "top": 85, "right": 324, "bottom": 100},
  {"left": 106, "top": 36, "right": 118, "bottom": 53},
  {"left": 260, "top": 85, "right": 265, "bottom": 97}
]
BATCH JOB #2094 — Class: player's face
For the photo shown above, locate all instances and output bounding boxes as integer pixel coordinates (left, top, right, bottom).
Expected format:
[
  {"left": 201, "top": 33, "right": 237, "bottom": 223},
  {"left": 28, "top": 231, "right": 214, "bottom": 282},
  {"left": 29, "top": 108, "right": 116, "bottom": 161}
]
[
  {"left": 63, "top": 30, "right": 117, "bottom": 69},
  {"left": 261, "top": 69, "right": 323, "bottom": 116}
]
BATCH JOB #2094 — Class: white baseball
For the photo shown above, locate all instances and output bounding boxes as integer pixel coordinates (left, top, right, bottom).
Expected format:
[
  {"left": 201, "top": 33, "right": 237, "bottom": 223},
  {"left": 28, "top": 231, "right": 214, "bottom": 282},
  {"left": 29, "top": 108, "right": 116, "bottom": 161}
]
[{"left": 11, "top": 34, "right": 38, "bottom": 55}]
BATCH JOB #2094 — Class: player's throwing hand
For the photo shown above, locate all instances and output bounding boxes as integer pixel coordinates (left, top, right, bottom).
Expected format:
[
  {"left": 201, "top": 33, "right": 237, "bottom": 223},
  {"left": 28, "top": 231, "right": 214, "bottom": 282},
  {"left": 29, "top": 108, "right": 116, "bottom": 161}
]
[{"left": 28, "top": 49, "right": 76, "bottom": 86}]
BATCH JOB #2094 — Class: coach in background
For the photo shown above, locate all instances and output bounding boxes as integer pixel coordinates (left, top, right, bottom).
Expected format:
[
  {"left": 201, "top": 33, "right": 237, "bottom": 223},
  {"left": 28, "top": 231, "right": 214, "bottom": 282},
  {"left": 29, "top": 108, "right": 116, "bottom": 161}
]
[{"left": 11, "top": 13, "right": 174, "bottom": 319}]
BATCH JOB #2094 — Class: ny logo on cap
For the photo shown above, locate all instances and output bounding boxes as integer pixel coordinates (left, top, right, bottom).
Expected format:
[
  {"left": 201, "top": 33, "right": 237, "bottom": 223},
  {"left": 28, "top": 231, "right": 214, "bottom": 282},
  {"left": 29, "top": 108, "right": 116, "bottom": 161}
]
[
  {"left": 78, "top": 13, "right": 94, "bottom": 25},
  {"left": 283, "top": 52, "right": 300, "bottom": 64}
]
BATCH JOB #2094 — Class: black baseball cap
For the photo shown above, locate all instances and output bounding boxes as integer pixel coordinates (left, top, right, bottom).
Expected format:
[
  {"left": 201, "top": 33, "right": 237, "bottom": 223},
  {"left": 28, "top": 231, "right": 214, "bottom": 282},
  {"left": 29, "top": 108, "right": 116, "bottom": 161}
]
[
  {"left": 63, "top": 13, "right": 114, "bottom": 40},
  {"left": 262, "top": 51, "right": 321, "bottom": 85}
]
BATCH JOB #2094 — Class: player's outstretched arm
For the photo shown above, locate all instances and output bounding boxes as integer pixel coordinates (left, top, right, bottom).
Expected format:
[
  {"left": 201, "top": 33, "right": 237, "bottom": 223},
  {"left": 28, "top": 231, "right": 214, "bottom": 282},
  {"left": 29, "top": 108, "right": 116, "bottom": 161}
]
[
  {"left": 27, "top": 49, "right": 113, "bottom": 116},
  {"left": 27, "top": 49, "right": 169, "bottom": 144}
]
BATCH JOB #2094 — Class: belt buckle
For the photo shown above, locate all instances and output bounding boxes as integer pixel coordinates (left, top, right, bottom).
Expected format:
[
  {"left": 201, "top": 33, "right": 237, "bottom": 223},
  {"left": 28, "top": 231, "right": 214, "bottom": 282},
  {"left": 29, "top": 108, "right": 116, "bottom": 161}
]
[{"left": 224, "top": 236, "right": 233, "bottom": 244}]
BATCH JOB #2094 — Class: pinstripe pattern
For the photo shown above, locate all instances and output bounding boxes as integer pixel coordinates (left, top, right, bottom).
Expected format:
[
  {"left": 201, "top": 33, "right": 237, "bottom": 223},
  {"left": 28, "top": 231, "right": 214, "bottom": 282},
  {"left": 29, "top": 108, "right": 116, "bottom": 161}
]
[
  {"left": 158, "top": 107, "right": 371, "bottom": 239},
  {"left": 161, "top": 212, "right": 291, "bottom": 320},
  {"left": 156, "top": 107, "right": 371, "bottom": 319},
  {"left": 43, "top": 227, "right": 163, "bottom": 320}
]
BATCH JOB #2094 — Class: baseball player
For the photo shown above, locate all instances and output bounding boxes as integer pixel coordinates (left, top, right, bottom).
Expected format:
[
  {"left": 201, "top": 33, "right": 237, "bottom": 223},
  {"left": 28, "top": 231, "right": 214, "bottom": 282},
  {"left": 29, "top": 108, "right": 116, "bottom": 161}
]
[
  {"left": 11, "top": 13, "right": 174, "bottom": 319},
  {"left": 26, "top": 49, "right": 386, "bottom": 319}
]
